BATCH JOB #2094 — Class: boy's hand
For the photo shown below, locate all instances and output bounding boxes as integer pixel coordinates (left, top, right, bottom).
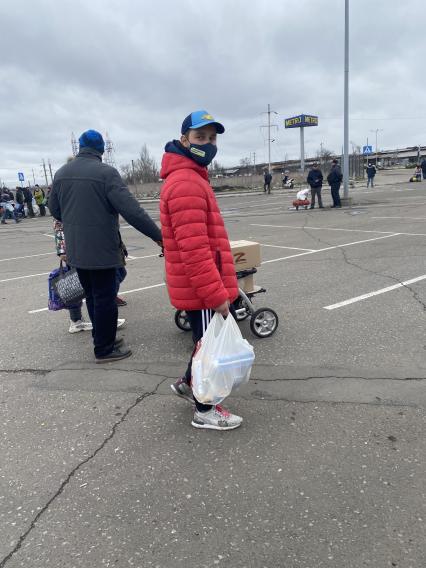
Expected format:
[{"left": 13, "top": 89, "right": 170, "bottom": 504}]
[{"left": 214, "top": 300, "right": 230, "bottom": 317}]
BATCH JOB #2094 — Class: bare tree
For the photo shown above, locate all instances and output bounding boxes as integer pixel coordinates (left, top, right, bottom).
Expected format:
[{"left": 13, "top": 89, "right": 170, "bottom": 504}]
[
  {"left": 121, "top": 144, "right": 159, "bottom": 185},
  {"left": 239, "top": 157, "right": 251, "bottom": 168},
  {"left": 316, "top": 146, "right": 335, "bottom": 170}
]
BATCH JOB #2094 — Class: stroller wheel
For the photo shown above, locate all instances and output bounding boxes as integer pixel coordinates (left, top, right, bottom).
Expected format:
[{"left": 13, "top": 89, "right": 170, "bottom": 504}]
[
  {"left": 175, "top": 310, "right": 191, "bottom": 332},
  {"left": 250, "top": 308, "right": 279, "bottom": 338}
]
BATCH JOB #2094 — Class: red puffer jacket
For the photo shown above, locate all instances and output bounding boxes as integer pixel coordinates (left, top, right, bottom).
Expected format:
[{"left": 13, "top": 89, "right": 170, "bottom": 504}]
[{"left": 160, "top": 150, "right": 238, "bottom": 311}]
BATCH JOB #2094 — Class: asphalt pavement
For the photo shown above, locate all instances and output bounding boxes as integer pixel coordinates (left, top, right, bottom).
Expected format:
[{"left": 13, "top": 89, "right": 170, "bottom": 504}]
[{"left": 1, "top": 173, "right": 426, "bottom": 567}]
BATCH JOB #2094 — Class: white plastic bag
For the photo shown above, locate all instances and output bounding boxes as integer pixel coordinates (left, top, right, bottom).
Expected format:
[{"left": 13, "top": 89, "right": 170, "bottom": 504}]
[{"left": 192, "top": 313, "right": 255, "bottom": 405}]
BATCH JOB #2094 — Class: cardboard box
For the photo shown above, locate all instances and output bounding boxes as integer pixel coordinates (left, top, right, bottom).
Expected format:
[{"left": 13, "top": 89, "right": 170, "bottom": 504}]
[{"left": 230, "top": 240, "right": 261, "bottom": 270}]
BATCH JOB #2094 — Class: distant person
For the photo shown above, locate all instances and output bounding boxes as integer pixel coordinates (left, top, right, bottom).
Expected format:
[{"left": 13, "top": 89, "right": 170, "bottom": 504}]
[
  {"left": 15, "top": 186, "right": 26, "bottom": 218},
  {"left": 327, "top": 159, "right": 343, "bottom": 208},
  {"left": 23, "top": 186, "right": 35, "bottom": 217},
  {"left": 263, "top": 170, "right": 272, "bottom": 194},
  {"left": 307, "top": 162, "right": 324, "bottom": 209},
  {"left": 49, "top": 129, "right": 162, "bottom": 363},
  {"left": 366, "top": 163, "right": 376, "bottom": 188},
  {"left": 421, "top": 158, "right": 426, "bottom": 180},
  {"left": 1, "top": 188, "right": 20, "bottom": 224},
  {"left": 414, "top": 165, "right": 422, "bottom": 182},
  {"left": 33, "top": 185, "right": 46, "bottom": 216}
]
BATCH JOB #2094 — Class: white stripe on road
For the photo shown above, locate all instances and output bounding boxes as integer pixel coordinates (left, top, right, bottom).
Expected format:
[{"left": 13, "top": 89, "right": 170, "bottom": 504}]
[
  {"left": 251, "top": 223, "right": 426, "bottom": 238},
  {"left": 372, "top": 216, "right": 426, "bottom": 221},
  {"left": 0, "top": 251, "right": 55, "bottom": 262},
  {"left": 28, "top": 283, "right": 166, "bottom": 314},
  {"left": 260, "top": 243, "right": 316, "bottom": 252},
  {"left": 262, "top": 233, "right": 401, "bottom": 264},
  {"left": 0, "top": 271, "right": 50, "bottom": 283},
  {"left": 324, "top": 275, "right": 426, "bottom": 310},
  {"left": 43, "top": 233, "right": 55, "bottom": 239}
]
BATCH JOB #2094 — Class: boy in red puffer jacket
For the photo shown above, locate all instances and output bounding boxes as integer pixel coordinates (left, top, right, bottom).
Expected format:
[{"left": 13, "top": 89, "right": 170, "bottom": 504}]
[{"left": 160, "top": 110, "right": 242, "bottom": 431}]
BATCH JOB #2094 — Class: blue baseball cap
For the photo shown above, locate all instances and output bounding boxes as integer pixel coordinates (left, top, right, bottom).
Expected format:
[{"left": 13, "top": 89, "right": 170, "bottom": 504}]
[
  {"left": 79, "top": 129, "right": 105, "bottom": 154},
  {"left": 181, "top": 110, "right": 225, "bottom": 135}
]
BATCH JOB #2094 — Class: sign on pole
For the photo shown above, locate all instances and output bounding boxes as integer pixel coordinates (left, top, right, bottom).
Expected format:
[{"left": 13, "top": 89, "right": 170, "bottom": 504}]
[
  {"left": 284, "top": 114, "right": 318, "bottom": 173},
  {"left": 362, "top": 145, "right": 373, "bottom": 155},
  {"left": 18, "top": 172, "right": 25, "bottom": 182}
]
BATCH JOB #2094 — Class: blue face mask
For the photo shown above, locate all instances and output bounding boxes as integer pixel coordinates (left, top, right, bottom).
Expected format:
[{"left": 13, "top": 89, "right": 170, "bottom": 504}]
[{"left": 188, "top": 142, "right": 217, "bottom": 167}]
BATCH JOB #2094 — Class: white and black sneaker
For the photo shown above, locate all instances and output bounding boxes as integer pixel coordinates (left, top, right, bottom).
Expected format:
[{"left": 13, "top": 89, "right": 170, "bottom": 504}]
[
  {"left": 191, "top": 405, "right": 243, "bottom": 431},
  {"left": 68, "top": 319, "right": 93, "bottom": 333}
]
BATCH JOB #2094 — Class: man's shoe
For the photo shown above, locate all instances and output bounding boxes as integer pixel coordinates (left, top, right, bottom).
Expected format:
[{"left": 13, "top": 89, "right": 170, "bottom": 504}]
[
  {"left": 68, "top": 319, "right": 93, "bottom": 333},
  {"left": 1, "top": 220, "right": 7, "bottom": 224},
  {"left": 309, "top": 205, "right": 314, "bottom": 209},
  {"left": 116, "top": 296, "right": 127, "bottom": 307},
  {"left": 171, "top": 378, "right": 194, "bottom": 403},
  {"left": 319, "top": 206, "right": 324, "bottom": 209},
  {"left": 191, "top": 405, "right": 243, "bottom": 431},
  {"left": 95, "top": 347, "right": 132, "bottom": 364},
  {"left": 117, "top": 318, "right": 125, "bottom": 328}
]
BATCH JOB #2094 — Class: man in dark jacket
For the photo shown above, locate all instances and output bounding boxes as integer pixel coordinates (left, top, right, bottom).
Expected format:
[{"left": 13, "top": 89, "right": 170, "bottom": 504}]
[
  {"left": 327, "top": 160, "right": 343, "bottom": 208},
  {"left": 49, "top": 129, "right": 163, "bottom": 363},
  {"left": 23, "top": 186, "right": 35, "bottom": 217},
  {"left": 15, "top": 186, "right": 25, "bottom": 218},
  {"left": 421, "top": 158, "right": 426, "bottom": 180},
  {"left": 307, "top": 162, "right": 324, "bottom": 209},
  {"left": 263, "top": 170, "right": 272, "bottom": 194},
  {"left": 366, "top": 163, "right": 376, "bottom": 188}
]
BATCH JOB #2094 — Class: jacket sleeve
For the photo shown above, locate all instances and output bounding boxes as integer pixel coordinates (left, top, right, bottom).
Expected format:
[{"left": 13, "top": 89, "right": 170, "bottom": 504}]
[
  {"left": 307, "top": 172, "right": 313, "bottom": 186},
  {"left": 48, "top": 181, "right": 61, "bottom": 221},
  {"left": 106, "top": 169, "right": 162, "bottom": 242},
  {"left": 167, "top": 182, "right": 229, "bottom": 308}
]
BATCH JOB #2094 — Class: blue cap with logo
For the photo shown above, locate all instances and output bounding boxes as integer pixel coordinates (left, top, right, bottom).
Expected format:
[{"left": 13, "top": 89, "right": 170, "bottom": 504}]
[
  {"left": 79, "top": 129, "right": 105, "bottom": 154},
  {"left": 181, "top": 110, "right": 225, "bottom": 135}
]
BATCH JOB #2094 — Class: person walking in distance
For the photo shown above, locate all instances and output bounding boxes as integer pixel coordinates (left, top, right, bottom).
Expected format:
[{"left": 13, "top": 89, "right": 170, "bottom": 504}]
[
  {"left": 263, "top": 170, "right": 272, "bottom": 194},
  {"left": 49, "top": 129, "right": 163, "bottom": 363},
  {"left": 160, "top": 110, "right": 243, "bottom": 430},
  {"left": 15, "top": 186, "right": 26, "bottom": 218},
  {"left": 307, "top": 162, "right": 324, "bottom": 209},
  {"left": 23, "top": 186, "right": 35, "bottom": 217},
  {"left": 366, "top": 162, "right": 376, "bottom": 188},
  {"left": 327, "top": 159, "right": 343, "bottom": 208}
]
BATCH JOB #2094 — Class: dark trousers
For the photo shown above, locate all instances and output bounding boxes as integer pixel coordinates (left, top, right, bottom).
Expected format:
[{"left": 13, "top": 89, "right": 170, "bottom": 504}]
[
  {"left": 38, "top": 203, "right": 46, "bottom": 216},
  {"left": 331, "top": 184, "right": 341, "bottom": 207},
  {"left": 310, "top": 187, "right": 323, "bottom": 207},
  {"left": 76, "top": 268, "right": 118, "bottom": 357},
  {"left": 264, "top": 182, "right": 271, "bottom": 194},
  {"left": 26, "top": 201, "right": 35, "bottom": 217},
  {"left": 68, "top": 303, "right": 83, "bottom": 322}
]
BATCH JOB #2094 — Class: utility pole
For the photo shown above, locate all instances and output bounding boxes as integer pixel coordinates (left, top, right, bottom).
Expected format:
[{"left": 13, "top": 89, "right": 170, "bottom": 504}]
[
  {"left": 343, "top": 0, "right": 350, "bottom": 200},
  {"left": 48, "top": 160, "right": 54, "bottom": 183},
  {"left": 131, "top": 159, "right": 136, "bottom": 184},
  {"left": 261, "top": 104, "right": 278, "bottom": 174},
  {"left": 252, "top": 151, "right": 256, "bottom": 175},
  {"left": 41, "top": 159, "right": 49, "bottom": 188},
  {"left": 32, "top": 168, "right": 36, "bottom": 185},
  {"left": 370, "top": 129, "right": 383, "bottom": 167}
]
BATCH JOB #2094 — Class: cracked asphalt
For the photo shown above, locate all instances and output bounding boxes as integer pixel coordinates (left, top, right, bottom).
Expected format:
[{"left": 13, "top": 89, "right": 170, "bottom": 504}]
[{"left": 1, "top": 170, "right": 426, "bottom": 567}]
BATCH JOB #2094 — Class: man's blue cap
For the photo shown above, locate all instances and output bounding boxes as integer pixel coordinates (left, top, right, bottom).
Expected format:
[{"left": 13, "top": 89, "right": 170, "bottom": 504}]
[
  {"left": 79, "top": 129, "right": 105, "bottom": 154},
  {"left": 181, "top": 110, "right": 225, "bottom": 135}
]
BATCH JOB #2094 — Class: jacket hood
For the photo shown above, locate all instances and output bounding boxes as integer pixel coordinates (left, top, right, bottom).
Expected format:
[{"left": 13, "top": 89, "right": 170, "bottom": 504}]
[{"left": 160, "top": 140, "right": 209, "bottom": 180}]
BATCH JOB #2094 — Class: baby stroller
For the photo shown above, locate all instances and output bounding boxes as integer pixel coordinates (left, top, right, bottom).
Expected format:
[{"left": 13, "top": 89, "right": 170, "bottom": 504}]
[{"left": 174, "top": 267, "right": 279, "bottom": 338}]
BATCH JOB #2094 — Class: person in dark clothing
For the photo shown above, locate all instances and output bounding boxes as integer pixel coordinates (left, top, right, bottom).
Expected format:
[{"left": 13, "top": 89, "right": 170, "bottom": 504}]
[
  {"left": 421, "top": 159, "right": 426, "bottom": 180},
  {"left": 1, "top": 189, "right": 20, "bottom": 224},
  {"left": 23, "top": 187, "right": 35, "bottom": 217},
  {"left": 48, "top": 129, "right": 163, "bottom": 363},
  {"left": 263, "top": 170, "right": 272, "bottom": 194},
  {"left": 366, "top": 163, "right": 376, "bottom": 188},
  {"left": 307, "top": 162, "right": 324, "bottom": 209},
  {"left": 327, "top": 160, "right": 343, "bottom": 208},
  {"left": 15, "top": 186, "right": 26, "bottom": 217}
]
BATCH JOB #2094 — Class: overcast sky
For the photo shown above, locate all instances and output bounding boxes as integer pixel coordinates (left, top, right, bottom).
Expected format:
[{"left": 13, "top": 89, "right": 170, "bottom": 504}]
[{"left": 0, "top": 0, "right": 424, "bottom": 185}]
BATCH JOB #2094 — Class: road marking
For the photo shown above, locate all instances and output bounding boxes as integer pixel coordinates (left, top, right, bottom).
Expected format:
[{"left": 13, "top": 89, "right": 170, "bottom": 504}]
[
  {"left": 262, "top": 233, "right": 401, "bottom": 264},
  {"left": 43, "top": 233, "right": 55, "bottom": 239},
  {"left": 324, "top": 274, "right": 426, "bottom": 310},
  {"left": 28, "top": 282, "right": 166, "bottom": 314},
  {"left": 0, "top": 272, "right": 50, "bottom": 283},
  {"left": 372, "top": 216, "right": 426, "bottom": 221},
  {"left": 0, "top": 252, "right": 56, "bottom": 262},
  {"left": 251, "top": 223, "right": 426, "bottom": 238},
  {"left": 127, "top": 253, "right": 159, "bottom": 260},
  {"left": 260, "top": 243, "right": 316, "bottom": 252}
]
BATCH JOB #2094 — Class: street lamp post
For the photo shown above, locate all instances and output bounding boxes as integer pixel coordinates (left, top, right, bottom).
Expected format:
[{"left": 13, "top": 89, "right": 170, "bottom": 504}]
[
  {"left": 370, "top": 129, "right": 383, "bottom": 167},
  {"left": 343, "top": 0, "right": 350, "bottom": 199}
]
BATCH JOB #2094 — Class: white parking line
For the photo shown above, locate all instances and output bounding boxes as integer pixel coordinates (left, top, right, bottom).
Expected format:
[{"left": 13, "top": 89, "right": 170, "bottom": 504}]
[
  {"left": 324, "top": 274, "right": 426, "bottom": 310},
  {"left": 0, "top": 272, "right": 50, "bottom": 283},
  {"left": 0, "top": 251, "right": 55, "bottom": 262},
  {"left": 260, "top": 243, "right": 316, "bottom": 252},
  {"left": 251, "top": 223, "right": 426, "bottom": 238},
  {"left": 28, "top": 282, "right": 166, "bottom": 314},
  {"left": 372, "top": 216, "right": 426, "bottom": 221},
  {"left": 43, "top": 233, "right": 55, "bottom": 238},
  {"left": 262, "top": 233, "right": 401, "bottom": 264}
]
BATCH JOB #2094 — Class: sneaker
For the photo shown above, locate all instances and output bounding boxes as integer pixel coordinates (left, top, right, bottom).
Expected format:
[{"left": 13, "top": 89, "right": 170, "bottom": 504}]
[
  {"left": 191, "top": 405, "right": 243, "bottom": 431},
  {"left": 68, "top": 319, "right": 93, "bottom": 334},
  {"left": 116, "top": 296, "right": 127, "bottom": 307},
  {"left": 95, "top": 346, "right": 132, "bottom": 364},
  {"left": 117, "top": 318, "right": 125, "bottom": 328},
  {"left": 171, "top": 378, "right": 194, "bottom": 403}
]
